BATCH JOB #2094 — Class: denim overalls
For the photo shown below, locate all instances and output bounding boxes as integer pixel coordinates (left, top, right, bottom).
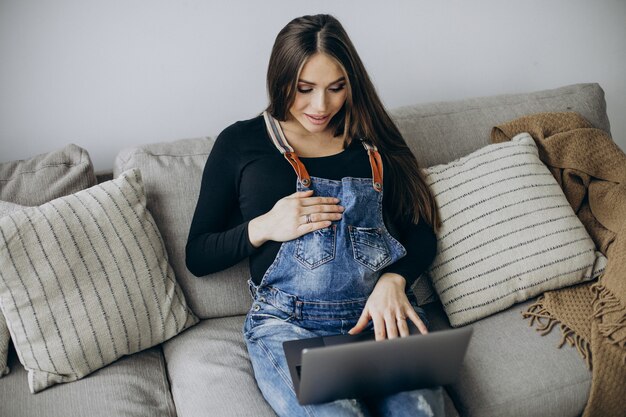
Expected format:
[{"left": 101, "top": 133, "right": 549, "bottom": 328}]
[{"left": 243, "top": 112, "right": 444, "bottom": 417}]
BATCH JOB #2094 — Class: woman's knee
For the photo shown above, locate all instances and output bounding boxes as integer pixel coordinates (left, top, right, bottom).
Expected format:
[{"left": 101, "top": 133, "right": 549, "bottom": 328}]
[{"left": 371, "top": 386, "right": 445, "bottom": 417}]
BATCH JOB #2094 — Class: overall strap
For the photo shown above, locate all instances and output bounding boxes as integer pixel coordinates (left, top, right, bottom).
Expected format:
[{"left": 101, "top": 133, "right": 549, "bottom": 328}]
[
  {"left": 262, "top": 111, "right": 383, "bottom": 192},
  {"left": 360, "top": 140, "right": 384, "bottom": 192},
  {"left": 263, "top": 111, "right": 311, "bottom": 187}
]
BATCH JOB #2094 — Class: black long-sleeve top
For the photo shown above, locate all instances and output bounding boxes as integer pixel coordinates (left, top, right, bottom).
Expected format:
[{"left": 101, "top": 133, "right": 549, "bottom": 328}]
[{"left": 186, "top": 114, "right": 437, "bottom": 289}]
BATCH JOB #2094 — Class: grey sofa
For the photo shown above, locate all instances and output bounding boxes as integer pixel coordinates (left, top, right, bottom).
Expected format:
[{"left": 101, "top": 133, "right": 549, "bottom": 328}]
[{"left": 0, "top": 83, "right": 611, "bottom": 417}]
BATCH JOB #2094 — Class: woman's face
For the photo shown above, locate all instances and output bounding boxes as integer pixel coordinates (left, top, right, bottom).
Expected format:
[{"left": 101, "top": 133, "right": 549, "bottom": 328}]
[{"left": 288, "top": 52, "right": 348, "bottom": 135}]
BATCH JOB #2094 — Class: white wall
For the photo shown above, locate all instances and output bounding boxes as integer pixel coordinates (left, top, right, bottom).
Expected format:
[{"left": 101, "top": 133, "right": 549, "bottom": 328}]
[{"left": 1, "top": 0, "right": 625, "bottom": 172}]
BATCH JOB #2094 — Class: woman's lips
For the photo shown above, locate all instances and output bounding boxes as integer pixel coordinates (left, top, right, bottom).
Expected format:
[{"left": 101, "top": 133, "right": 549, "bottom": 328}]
[{"left": 305, "top": 114, "right": 330, "bottom": 125}]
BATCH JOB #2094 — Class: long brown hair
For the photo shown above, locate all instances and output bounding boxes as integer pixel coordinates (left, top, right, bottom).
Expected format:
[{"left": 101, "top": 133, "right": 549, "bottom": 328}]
[{"left": 266, "top": 14, "right": 439, "bottom": 230}]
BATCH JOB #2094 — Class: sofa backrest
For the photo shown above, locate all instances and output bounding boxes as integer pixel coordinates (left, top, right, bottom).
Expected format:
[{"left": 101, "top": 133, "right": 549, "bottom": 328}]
[
  {"left": 114, "top": 138, "right": 250, "bottom": 319},
  {"left": 113, "top": 82, "right": 610, "bottom": 319},
  {"left": 394, "top": 83, "right": 610, "bottom": 168}
]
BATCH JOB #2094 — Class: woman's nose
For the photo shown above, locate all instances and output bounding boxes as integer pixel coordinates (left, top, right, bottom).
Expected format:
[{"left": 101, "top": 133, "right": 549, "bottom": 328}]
[{"left": 311, "top": 90, "right": 327, "bottom": 112}]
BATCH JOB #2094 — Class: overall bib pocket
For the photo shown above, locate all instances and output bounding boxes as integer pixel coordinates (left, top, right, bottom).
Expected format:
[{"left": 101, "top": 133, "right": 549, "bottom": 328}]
[
  {"left": 294, "top": 224, "right": 337, "bottom": 269},
  {"left": 349, "top": 225, "right": 391, "bottom": 271}
]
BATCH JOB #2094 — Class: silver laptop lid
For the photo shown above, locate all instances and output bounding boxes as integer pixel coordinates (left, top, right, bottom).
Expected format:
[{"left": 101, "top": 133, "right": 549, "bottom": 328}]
[{"left": 296, "top": 326, "right": 472, "bottom": 405}]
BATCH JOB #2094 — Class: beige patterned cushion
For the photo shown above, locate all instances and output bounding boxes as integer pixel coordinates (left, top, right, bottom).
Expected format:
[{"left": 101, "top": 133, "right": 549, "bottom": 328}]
[
  {"left": 0, "top": 145, "right": 97, "bottom": 379},
  {"left": 0, "top": 144, "right": 96, "bottom": 206},
  {"left": 424, "top": 133, "right": 607, "bottom": 327},
  {"left": 0, "top": 296, "right": 8, "bottom": 377},
  {"left": 0, "top": 201, "right": 27, "bottom": 378},
  {"left": 0, "top": 318, "right": 7, "bottom": 378},
  {"left": 0, "top": 169, "right": 198, "bottom": 393}
]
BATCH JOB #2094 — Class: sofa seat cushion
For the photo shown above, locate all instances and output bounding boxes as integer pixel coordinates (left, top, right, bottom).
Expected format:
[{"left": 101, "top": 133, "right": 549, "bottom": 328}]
[
  {"left": 0, "top": 344, "right": 176, "bottom": 417},
  {"left": 163, "top": 314, "right": 461, "bottom": 417},
  {"left": 162, "top": 315, "right": 276, "bottom": 417},
  {"left": 424, "top": 298, "right": 590, "bottom": 417}
]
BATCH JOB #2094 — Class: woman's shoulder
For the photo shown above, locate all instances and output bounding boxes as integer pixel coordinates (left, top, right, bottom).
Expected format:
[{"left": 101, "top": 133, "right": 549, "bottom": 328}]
[
  {"left": 213, "top": 115, "right": 272, "bottom": 161},
  {"left": 216, "top": 113, "right": 265, "bottom": 142}
]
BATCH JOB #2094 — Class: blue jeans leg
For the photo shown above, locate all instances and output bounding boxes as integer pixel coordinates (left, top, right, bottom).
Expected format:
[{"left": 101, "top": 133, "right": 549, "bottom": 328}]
[
  {"left": 244, "top": 315, "right": 370, "bottom": 417},
  {"left": 243, "top": 300, "right": 443, "bottom": 417},
  {"left": 368, "top": 386, "right": 445, "bottom": 417}
]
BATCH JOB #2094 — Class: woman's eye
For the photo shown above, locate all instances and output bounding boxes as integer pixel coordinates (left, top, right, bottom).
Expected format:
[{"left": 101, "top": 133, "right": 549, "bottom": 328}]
[{"left": 297, "top": 84, "right": 345, "bottom": 94}]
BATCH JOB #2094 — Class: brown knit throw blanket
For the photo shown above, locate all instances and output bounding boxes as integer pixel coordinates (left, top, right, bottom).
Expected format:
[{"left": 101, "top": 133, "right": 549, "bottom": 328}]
[{"left": 491, "top": 112, "right": 626, "bottom": 417}]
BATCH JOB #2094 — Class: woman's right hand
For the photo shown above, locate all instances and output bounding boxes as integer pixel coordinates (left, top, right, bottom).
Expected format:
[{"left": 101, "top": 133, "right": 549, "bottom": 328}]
[{"left": 248, "top": 189, "right": 344, "bottom": 247}]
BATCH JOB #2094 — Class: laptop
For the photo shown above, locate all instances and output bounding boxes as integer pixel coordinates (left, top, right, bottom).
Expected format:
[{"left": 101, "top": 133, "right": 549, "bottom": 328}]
[{"left": 283, "top": 325, "right": 472, "bottom": 405}]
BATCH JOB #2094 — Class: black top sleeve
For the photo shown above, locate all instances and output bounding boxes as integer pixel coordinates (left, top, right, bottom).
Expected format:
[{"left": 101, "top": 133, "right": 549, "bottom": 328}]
[
  {"left": 185, "top": 123, "right": 258, "bottom": 277},
  {"left": 185, "top": 115, "right": 437, "bottom": 290}
]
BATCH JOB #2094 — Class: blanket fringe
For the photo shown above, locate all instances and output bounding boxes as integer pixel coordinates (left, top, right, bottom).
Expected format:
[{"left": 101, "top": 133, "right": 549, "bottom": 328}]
[
  {"left": 522, "top": 297, "right": 557, "bottom": 334},
  {"left": 590, "top": 283, "right": 626, "bottom": 364},
  {"left": 522, "top": 297, "right": 592, "bottom": 369}
]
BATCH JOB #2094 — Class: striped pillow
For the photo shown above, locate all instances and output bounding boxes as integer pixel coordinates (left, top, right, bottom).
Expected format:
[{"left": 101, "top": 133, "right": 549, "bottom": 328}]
[
  {"left": 0, "top": 286, "right": 8, "bottom": 377},
  {"left": 0, "top": 316, "right": 7, "bottom": 378},
  {"left": 0, "top": 169, "right": 198, "bottom": 393},
  {"left": 424, "top": 133, "right": 606, "bottom": 327},
  {"left": 0, "top": 201, "right": 28, "bottom": 378}
]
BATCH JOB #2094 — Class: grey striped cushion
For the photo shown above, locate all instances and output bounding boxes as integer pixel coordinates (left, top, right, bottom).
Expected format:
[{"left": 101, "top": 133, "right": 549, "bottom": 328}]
[
  {"left": 0, "top": 201, "right": 27, "bottom": 378},
  {"left": 0, "top": 300, "right": 8, "bottom": 377},
  {"left": 424, "top": 133, "right": 607, "bottom": 327},
  {"left": 0, "top": 169, "right": 198, "bottom": 393},
  {"left": 0, "top": 144, "right": 96, "bottom": 206}
]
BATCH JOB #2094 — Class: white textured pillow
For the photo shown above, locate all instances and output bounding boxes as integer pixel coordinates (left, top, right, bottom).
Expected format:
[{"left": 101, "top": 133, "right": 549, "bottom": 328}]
[
  {"left": 0, "top": 169, "right": 198, "bottom": 393},
  {"left": 424, "top": 133, "right": 607, "bottom": 327}
]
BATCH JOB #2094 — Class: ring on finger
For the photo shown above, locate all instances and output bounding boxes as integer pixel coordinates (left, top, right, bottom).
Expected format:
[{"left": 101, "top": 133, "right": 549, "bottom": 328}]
[{"left": 305, "top": 213, "right": 312, "bottom": 224}]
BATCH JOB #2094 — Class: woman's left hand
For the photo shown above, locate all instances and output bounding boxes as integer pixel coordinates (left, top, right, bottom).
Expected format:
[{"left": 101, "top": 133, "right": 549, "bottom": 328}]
[{"left": 348, "top": 273, "right": 428, "bottom": 340}]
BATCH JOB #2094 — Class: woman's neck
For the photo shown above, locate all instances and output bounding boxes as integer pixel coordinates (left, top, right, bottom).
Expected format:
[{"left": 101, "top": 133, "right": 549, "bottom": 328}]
[{"left": 279, "top": 119, "right": 349, "bottom": 158}]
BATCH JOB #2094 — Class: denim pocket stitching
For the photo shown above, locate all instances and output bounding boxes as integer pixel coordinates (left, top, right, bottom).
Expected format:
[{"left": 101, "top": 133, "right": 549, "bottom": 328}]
[
  {"left": 349, "top": 225, "right": 392, "bottom": 271},
  {"left": 294, "top": 225, "right": 337, "bottom": 269},
  {"left": 383, "top": 227, "right": 407, "bottom": 258}
]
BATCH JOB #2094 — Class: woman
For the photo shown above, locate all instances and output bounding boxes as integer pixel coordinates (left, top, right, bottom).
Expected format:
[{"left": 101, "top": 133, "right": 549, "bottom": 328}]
[{"left": 186, "top": 14, "right": 442, "bottom": 417}]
